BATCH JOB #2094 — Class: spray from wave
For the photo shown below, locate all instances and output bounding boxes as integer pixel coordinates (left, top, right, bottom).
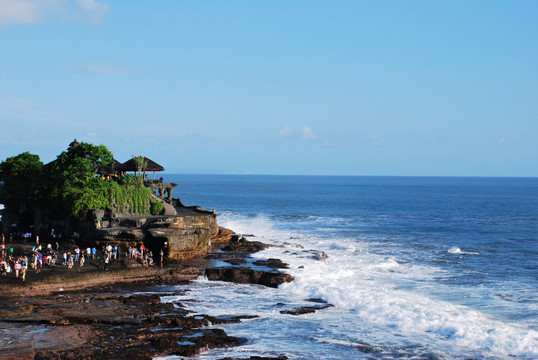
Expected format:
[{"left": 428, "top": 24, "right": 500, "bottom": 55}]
[
  {"left": 448, "top": 246, "right": 480, "bottom": 255},
  {"left": 214, "top": 212, "right": 537, "bottom": 358}
]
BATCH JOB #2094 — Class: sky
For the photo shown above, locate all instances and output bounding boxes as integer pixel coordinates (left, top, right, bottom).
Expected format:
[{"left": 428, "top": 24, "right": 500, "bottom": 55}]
[{"left": 0, "top": 0, "right": 537, "bottom": 176}]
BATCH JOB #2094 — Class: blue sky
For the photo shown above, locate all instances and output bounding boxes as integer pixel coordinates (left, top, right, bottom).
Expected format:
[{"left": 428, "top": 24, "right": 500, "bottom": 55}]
[{"left": 1, "top": 1, "right": 537, "bottom": 176}]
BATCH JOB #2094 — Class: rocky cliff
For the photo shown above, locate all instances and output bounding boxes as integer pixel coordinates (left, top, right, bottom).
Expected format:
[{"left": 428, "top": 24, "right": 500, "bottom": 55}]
[
  {"left": 147, "top": 211, "right": 218, "bottom": 260},
  {"left": 94, "top": 206, "right": 219, "bottom": 261}
]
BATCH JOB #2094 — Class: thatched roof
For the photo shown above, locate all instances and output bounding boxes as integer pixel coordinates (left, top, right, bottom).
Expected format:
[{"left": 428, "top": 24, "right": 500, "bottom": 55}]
[
  {"left": 116, "top": 157, "right": 165, "bottom": 172},
  {"left": 97, "top": 159, "right": 122, "bottom": 176}
]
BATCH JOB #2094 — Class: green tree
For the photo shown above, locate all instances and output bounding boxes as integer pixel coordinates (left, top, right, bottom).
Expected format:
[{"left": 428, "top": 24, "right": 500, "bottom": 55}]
[
  {"left": 47, "top": 142, "right": 113, "bottom": 216},
  {"left": 132, "top": 155, "right": 147, "bottom": 179},
  {"left": 0, "top": 152, "right": 43, "bottom": 206}
]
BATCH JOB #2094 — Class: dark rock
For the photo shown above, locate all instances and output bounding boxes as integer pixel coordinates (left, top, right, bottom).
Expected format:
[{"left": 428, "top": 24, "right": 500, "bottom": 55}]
[
  {"left": 2, "top": 289, "right": 251, "bottom": 360},
  {"left": 218, "top": 356, "right": 288, "bottom": 360},
  {"left": 252, "top": 258, "right": 288, "bottom": 269},
  {"left": 204, "top": 267, "right": 294, "bottom": 288},
  {"left": 279, "top": 304, "right": 334, "bottom": 315},
  {"left": 307, "top": 298, "right": 328, "bottom": 304},
  {"left": 223, "top": 258, "right": 248, "bottom": 265},
  {"left": 209, "top": 314, "right": 259, "bottom": 324},
  {"left": 222, "top": 237, "right": 267, "bottom": 253},
  {"left": 312, "top": 251, "right": 328, "bottom": 260}
]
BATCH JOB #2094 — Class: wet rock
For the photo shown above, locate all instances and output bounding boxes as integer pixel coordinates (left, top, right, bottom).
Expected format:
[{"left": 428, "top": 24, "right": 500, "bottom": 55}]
[
  {"left": 218, "top": 356, "right": 288, "bottom": 360},
  {"left": 223, "top": 258, "right": 248, "bottom": 265},
  {"left": 1, "top": 290, "right": 251, "bottom": 360},
  {"left": 222, "top": 237, "right": 267, "bottom": 253},
  {"left": 305, "top": 250, "right": 328, "bottom": 260},
  {"left": 210, "top": 227, "right": 235, "bottom": 245},
  {"left": 209, "top": 314, "right": 259, "bottom": 324},
  {"left": 306, "top": 298, "right": 327, "bottom": 303},
  {"left": 252, "top": 258, "right": 288, "bottom": 269},
  {"left": 279, "top": 304, "right": 334, "bottom": 315},
  {"left": 204, "top": 267, "right": 294, "bottom": 288}
]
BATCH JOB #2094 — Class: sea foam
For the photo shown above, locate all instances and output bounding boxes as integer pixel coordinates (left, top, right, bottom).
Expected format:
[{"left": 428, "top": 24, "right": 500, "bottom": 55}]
[
  {"left": 216, "top": 212, "right": 538, "bottom": 359},
  {"left": 448, "top": 246, "right": 480, "bottom": 255}
]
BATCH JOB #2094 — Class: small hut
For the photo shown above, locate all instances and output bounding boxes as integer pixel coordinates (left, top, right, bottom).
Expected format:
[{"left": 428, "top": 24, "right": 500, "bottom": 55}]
[
  {"left": 116, "top": 157, "right": 165, "bottom": 180},
  {"left": 97, "top": 159, "right": 122, "bottom": 179}
]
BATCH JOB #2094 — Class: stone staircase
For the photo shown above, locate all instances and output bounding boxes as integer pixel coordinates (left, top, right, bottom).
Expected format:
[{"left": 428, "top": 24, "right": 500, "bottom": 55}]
[{"left": 151, "top": 194, "right": 177, "bottom": 216}]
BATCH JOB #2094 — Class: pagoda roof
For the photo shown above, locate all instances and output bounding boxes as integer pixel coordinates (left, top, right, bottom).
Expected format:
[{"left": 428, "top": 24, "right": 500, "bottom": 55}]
[{"left": 116, "top": 157, "right": 165, "bottom": 172}]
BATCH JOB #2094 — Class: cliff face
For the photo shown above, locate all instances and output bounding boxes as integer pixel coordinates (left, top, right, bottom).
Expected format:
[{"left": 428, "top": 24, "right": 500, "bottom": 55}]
[
  {"left": 94, "top": 211, "right": 219, "bottom": 261},
  {"left": 146, "top": 213, "right": 218, "bottom": 260}
]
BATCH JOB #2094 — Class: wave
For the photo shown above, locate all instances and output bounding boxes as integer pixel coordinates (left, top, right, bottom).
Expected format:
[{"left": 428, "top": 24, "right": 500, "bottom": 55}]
[
  {"left": 448, "top": 246, "right": 480, "bottom": 255},
  {"left": 205, "top": 212, "right": 538, "bottom": 358}
]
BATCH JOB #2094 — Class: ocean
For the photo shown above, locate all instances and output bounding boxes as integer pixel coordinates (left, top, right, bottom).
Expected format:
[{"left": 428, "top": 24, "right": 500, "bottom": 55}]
[{"left": 156, "top": 175, "right": 538, "bottom": 359}]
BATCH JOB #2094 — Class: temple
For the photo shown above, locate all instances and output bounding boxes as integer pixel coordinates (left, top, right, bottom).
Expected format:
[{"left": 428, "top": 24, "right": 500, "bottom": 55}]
[
  {"left": 0, "top": 140, "right": 222, "bottom": 261},
  {"left": 93, "top": 156, "right": 217, "bottom": 260}
]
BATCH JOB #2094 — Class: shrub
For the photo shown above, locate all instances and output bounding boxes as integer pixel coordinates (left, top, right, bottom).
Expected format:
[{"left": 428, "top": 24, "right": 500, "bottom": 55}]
[{"left": 150, "top": 200, "right": 164, "bottom": 215}]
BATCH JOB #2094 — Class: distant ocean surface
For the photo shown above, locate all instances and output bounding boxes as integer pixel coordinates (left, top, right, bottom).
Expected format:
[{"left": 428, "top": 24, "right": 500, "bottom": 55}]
[{"left": 157, "top": 175, "right": 538, "bottom": 360}]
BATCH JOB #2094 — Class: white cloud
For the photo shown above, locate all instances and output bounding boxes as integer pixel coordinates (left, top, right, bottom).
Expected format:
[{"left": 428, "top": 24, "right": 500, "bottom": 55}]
[
  {"left": 498, "top": 138, "right": 507, "bottom": 146},
  {"left": 301, "top": 126, "right": 318, "bottom": 140},
  {"left": 0, "top": 0, "right": 109, "bottom": 28},
  {"left": 279, "top": 125, "right": 294, "bottom": 137},
  {"left": 74, "top": 0, "right": 108, "bottom": 24},
  {"left": 0, "top": 0, "right": 55, "bottom": 27},
  {"left": 371, "top": 135, "right": 385, "bottom": 145}
]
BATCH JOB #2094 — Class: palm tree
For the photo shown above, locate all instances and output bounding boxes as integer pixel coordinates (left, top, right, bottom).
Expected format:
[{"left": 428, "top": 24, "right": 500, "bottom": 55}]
[{"left": 132, "top": 155, "right": 147, "bottom": 179}]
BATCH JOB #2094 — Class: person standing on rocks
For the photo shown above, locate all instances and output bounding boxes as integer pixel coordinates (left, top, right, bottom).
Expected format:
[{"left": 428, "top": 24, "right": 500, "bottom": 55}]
[
  {"left": 104, "top": 256, "right": 109, "bottom": 271},
  {"left": 160, "top": 249, "right": 164, "bottom": 267},
  {"left": 21, "top": 264, "right": 26, "bottom": 281},
  {"left": 14, "top": 258, "right": 21, "bottom": 278},
  {"left": 36, "top": 253, "right": 42, "bottom": 273}
]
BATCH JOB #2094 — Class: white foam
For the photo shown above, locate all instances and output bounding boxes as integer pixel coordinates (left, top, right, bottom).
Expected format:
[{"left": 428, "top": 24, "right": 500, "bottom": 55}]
[
  {"left": 281, "top": 241, "right": 537, "bottom": 357},
  {"left": 448, "top": 246, "right": 480, "bottom": 255},
  {"left": 218, "top": 212, "right": 278, "bottom": 243},
  {"left": 174, "top": 213, "right": 537, "bottom": 359}
]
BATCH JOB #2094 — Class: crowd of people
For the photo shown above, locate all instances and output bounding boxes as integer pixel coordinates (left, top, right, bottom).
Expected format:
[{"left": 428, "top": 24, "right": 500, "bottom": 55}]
[{"left": 0, "top": 232, "right": 165, "bottom": 282}]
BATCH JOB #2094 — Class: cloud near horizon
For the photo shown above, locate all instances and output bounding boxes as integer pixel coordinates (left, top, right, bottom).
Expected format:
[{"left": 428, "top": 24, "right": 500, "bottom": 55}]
[
  {"left": 301, "top": 126, "right": 318, "bottom": 140},
  {"left": 71, "top": 62, "right": 123, "bottom": 75},
  {"left": 279, "top": 125, "right": 319, "bottom": 141},
  {"left": 0, "top": 0, "right": 109, "bottom": 28},
  {"left": 279, "top": 125, "right": 294, "bottom": 137}
]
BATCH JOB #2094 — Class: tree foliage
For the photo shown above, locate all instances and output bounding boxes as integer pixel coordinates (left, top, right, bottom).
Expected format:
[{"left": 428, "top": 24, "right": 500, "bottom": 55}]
[
  {"left": 131, "top": 155, "right": 147, "bottom": 181},
  {"left": 47, "top": 142, "right": 113, "bottom": 215},
  {"left": 1, "top": 142, "right": 163, "bottom": 219},
  {"left": 0, "top": 152, "right": 43, "bottom": 205}
]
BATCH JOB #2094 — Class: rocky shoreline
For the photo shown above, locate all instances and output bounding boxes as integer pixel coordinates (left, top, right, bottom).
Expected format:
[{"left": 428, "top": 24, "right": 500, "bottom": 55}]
[{"left": 0, "top": 233, "right": 295, "bottom": 360}]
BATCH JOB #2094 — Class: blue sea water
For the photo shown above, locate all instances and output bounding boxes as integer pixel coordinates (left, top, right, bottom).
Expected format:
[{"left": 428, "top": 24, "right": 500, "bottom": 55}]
[{"left": 157, "top": 175, "right": 538, "bottom": 359}]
